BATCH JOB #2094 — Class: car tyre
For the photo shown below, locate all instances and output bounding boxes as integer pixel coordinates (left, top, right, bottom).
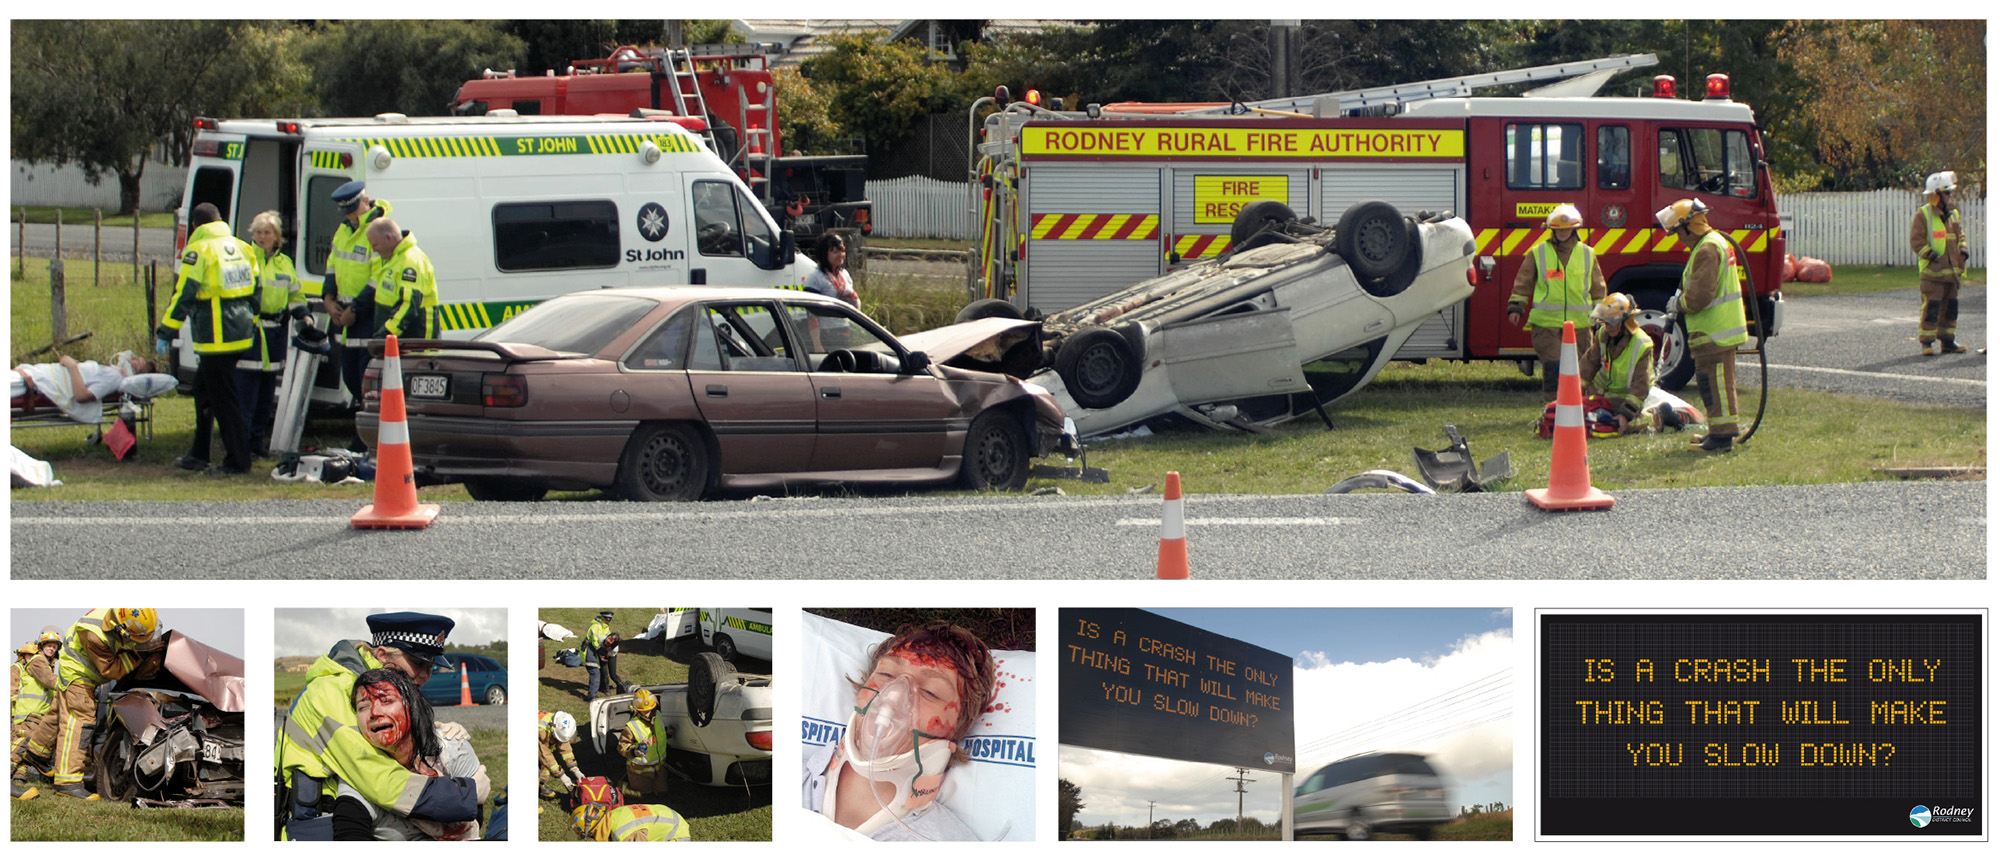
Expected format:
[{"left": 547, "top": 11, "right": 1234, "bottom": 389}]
[
  {"left": 955, "top": 298, "right": 1025, "bottom": 323},
  {"left": 462, "top": 478, "right": 548, "bottom": 502},
  {"left": 1357, "top": 220, "right": 1424, "bottom": 298},
  {"left": 714, "top": 633, "right": 737, "bottom": 662},
  {"left": 1054, "top": 327, "right": 1142, "bottom": 409},
  {"left": 958, "top": 410, "right": 1030, "bottom": 492},
  {"left": 616, "top": 423, "right": 709, "bottom": 502},
  {"left": 484, "top": 684, "right": 506, "bottom": 705},
  {"left": 1334, "top": 200, "right": 1411, "bottom": 282},
  {"left": 1634, "top": 306, "right": 1695, "bottom": 392},
  {"left": 1230, "top": 200, "right": 1297, "bottom": 252},
  {"left": 687, "top": 652, "right": 735, "bottom": 728},
  {"left": 1410, "top": 825, "right": 1437, "bottom": 841},
  {"left": 1344, "top": 820, "right": 1373, "bottom": 841},
  {"left": 96, "top": 723, "right": 139, "bottom": 802}
]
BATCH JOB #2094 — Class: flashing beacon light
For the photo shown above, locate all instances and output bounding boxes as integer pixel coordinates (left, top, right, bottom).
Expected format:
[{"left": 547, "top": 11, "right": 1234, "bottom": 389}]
[
  {"left": 193, "top": 116, "right": 219, "bottom": 130},
  {"left": 1704, "top": 73, "right": 1730, "bottom": 100},
  {"left": 276, "top": 121, "right": 303, "bottom": 134},
  {"left": 993, "top": 85, "right": 1011, "bottom": 107},
  {"left": 1025, "top": 89, "right": 1043, "bottom": 108},
  {"left": 1652, "top": 75, "right": 1677, "bottom": 99}
]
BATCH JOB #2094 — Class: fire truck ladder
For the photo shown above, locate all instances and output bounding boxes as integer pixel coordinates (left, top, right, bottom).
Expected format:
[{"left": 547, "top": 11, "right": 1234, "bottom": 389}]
[
  {"left": 1181, "top": 53, "right": 1660, "bottom": 116},
  {"left": 661, "top": 49, "right": 714, "bottom": 128}
]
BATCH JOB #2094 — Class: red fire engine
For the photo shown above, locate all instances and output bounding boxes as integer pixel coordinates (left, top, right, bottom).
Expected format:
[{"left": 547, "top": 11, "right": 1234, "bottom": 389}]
[
  {"left": 972, "top": 54, "right": 1783, "bottom": 391},
  {"left": 453, "top": 44, "right": 872, "bottom": 242}
]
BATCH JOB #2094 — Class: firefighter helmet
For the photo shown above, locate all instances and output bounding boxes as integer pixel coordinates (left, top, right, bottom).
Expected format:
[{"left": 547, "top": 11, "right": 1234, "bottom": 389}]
[
  {"left": 631, "top": 687, "right": 658, "bottom": 714},
  {"left": 15, "top": 642, "right": 35, "bottom": 658},
  {"left": 1654, "top": 198, "right": 1709, "bottom": 231},
  {"left": 1924, "top": 171, "right": 1957, "bottom": 196},
  {"left": 1591, "top": 293, "right": 1642, "bottom": 333},
  {"left": 551, "top": 711, "right": 577, "bottom": 744},
  {"left": 37, "top": 628, "right": 62, "bottom": 647},
  {"left": 106, "top": 609, "right": 158, "bottom": 644},
  {"left": 571, "top": 803, "right": 608, "bottom": 840},
  {"left": 1544, "top": 204, "right": 1584, "bottom": 230}
]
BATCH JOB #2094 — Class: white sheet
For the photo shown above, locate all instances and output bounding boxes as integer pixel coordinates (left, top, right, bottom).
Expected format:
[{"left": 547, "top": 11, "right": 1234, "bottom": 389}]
[{"left": 800, "top": 612, "right": 1036, "bottom": 842}]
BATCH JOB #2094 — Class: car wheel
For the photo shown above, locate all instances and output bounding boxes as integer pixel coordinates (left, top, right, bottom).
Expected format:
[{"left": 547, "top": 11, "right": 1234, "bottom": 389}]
[
  {"left": 957, "top": 410, "right": 1030, "bottom": 491},
  {"left": 1054, "top": 327, "right": 1142, "bottom": 409},
  {"left": 484, "top": 684, "right": 506, "bottom": 705},
  {"left": 1356, "top": 220, "right": 1423, "bottom": 298},
  {"left": 1230, "top": 200, "right": 1297, "bottom": 252},
  {"left": 616, "top": 423, "right": 709, "bottom": 502},
  {"left": 1344, "top": 820, "right": 1373, "bottom": 841},
  {"left": 955, "top": 298, "right": 1025, "bottom": 323},
  {"left": 1634, "top": 307, "right": 1694, "bottom": 392},
  {"left": 1409, "top": 825, "right": 1436, "bottom": 841},
  {"left": 1334, "top": 200, "right": 1411, "bottom": 282},
  {"left": 687, "top": 652, "right": 735, "bottom": 728},
  {"left": 462, "top": 478, "right": 548, "bottom": 502},
  {"left": 714, "top": 633, "right": 737, "bottom": 662},
  {"left": 96, "top": 723, "right": 139, "bottom": 802}
]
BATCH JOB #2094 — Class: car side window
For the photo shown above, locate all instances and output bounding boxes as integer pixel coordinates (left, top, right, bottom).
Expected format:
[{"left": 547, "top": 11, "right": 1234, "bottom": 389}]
[
  {"left": 692, "top": 181, "right": 744, "bottom": 258},
  {"left": 789, "top": 302, "right": 903, "bottom": 373},
  {"left": 698, "top": 303, "right": 798, "bottom": 371},
  {"left": 624, "top": 308, "right": 695, "bottom": 371}
]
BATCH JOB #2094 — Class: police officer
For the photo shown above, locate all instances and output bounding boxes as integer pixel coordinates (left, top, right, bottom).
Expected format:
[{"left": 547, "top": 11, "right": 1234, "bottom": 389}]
[
  {"left": 45, "top": 609, "right": 165, "bottom": 799},
  {"left": 1508, "top": 204, "right": 1607, "bottom": 402},
  {"left": 237, "top": 210, "right": 304, "bottom": 456},
  {"left": 571, "top": 802, "right": 693, "bottom": 842},
  {"left": 360, "top": 218, "right": 440, "bottom": 340},
  {"left": 275, "top": 612, "right": 488, "bottom": 840},
  {"left": 158, "top": 203, "right": 260, "bottom": 474},
  {"left": 1658, "top": 198, "right": 1747, "bottom": 452},
  {"left": 1911, "top": 171, "right": 1973, "bottom": 355},
  {"left": 582, "top": 611, "right": 614, "bottom": 702},
  {"left": 323, "top": 181, "right": 392, "bottom": 411}
]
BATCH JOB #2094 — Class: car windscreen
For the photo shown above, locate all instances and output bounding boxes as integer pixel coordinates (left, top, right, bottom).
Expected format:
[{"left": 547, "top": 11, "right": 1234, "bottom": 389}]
[
  {"left": 477, "top": 294, "right": 657, "bottom": 355},
  {"left": 1375, "top": 753, "right": 1438, "bottom": 777}
]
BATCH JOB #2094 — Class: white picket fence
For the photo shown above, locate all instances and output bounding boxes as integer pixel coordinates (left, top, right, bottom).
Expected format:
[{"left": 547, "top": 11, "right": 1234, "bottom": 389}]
[
  {"left": 866, "top": 175, "right": 971, "bottom": 241},
  {"left": 1779, "top": 190, "right": 1984, "bottom": 268},
  {"left": 11, "top": 157, "right": 187, "bottom": 211}
]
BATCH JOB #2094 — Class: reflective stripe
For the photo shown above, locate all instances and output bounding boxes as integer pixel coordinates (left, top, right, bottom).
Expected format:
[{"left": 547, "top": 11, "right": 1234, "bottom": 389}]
[
  {"left": 285, "top": 713, "right": 328, "bottom": 756},
  {"left": 380, "top": 418, "right": 410, "bottom": 446},
  {"left": 1555, "top": 405, "right": 1584, "bottom": 428},
  {"left": 1532, "top": 301, "right": 1593, "bottom": 313},
  {"left": 316, "top": 713, "right": 349, "bottom": 750},
  {"left": 58, "top": 610, "right": 110, "bottom": 686},
  {"left": 1160, "top": 497, "right": 1185, "bottom": 540},
  {"left": 615, "top": 814, "right": 681, "bottom": 840},
  {"left": 392, "top": 768, "right": 427, "bottom": 815}
]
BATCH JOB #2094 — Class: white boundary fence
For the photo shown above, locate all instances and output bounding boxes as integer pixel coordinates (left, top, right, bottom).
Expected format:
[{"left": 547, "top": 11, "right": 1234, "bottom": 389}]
[
  {"left": 1779, "top": 190, "right": 1984, "bottom": 268},
  {"left": 866, "top": 175, "right": 969, "bottom": 241}
]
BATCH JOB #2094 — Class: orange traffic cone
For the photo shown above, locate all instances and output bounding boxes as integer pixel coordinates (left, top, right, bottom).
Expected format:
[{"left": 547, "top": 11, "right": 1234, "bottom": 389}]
[
  {"left": 1526, "top": 322, "right": 1615, "bottom": 512},
  {"left": 352, "top": 334, "right": 442, "bottom": 529},
  {"left": 458, "top": 662, "right": 473, "bottom": 706},
  {"left": 1156, "top": 471, "right": 1190, "bottom": 579}
]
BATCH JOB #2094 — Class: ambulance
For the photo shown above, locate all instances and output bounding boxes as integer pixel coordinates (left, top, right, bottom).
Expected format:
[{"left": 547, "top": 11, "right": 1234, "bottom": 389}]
[{"left": 176, "top": 112, "right": 812, "bottom": 401}]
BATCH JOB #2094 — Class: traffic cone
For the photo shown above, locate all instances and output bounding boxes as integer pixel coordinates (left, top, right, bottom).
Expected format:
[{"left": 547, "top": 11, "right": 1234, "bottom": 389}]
[
  {"left": 458, "top": 662, "right": 473, "bottom": 706},
  {"left": 1156, "top": 471, "right": 1190, "bottom": 579},
  {"left": 1526, "top": 322, "right": 1615, "bottom": 512},
  {"left": 352, "top": 334, "right": 442, "bottom": 529}
]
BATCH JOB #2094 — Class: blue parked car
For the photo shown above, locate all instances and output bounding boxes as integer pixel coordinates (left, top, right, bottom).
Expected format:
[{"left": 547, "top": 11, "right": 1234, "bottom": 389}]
[{"left": 424, "top": 653, "right": 507, "bottom": 706}]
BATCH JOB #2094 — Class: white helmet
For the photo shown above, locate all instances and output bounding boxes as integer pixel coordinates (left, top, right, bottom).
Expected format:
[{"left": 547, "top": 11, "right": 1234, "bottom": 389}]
[
  {"left": 1654, "top": 198, "right": 1708, "bottom": 231},
  {"left": 1924, "top": 171, "right": 1957, "bottom": 195},
  {"left": 1544, "top": 204, "right": 1583, "bottom": 230},
  {"left": 552, "top": 711, "right": 577, "bottom": 743}
]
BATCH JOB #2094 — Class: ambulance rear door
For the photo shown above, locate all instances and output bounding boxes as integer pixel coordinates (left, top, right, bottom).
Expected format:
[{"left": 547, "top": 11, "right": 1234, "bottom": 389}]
[{"left": 296, "top": 140, "right": 363, "bottom": 300}]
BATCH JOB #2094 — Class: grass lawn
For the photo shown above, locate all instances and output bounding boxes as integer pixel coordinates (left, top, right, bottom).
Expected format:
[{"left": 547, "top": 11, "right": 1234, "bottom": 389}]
[
  {"left": 12, "top": 205, "right": 177, "bottom": 229},
  {"left": 535, "top": 608, "right": 772, "bottom": 842},
  {"left": 11, "top": 795, "right": 242, "bottom": 841}
]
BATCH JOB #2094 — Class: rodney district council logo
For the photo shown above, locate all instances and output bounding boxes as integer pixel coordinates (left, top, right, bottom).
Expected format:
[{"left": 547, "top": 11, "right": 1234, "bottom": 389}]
[
  {"left": 637, "top": 202, "right": 671, "bottom": 242},
  {"left": 1912, "top": 804, "right": 1976, "bottom": 827},
  {"left": 1911, "top": 806, "right": 1931, "bottom": 828}
]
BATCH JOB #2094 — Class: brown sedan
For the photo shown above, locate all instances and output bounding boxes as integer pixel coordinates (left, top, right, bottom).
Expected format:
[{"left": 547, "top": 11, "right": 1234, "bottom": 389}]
[{"left": 357, "top": 287, "right": 1074, "bottom": 501}]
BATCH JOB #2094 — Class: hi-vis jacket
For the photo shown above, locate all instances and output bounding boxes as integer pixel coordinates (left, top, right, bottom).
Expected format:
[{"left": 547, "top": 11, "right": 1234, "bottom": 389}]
[
  {"left": 367, "top": 232, "right": 439, "bottom": 340},
  {"left": 57, "top": 608, "right": 158, "bottom": 689},
  {"left": 276, "top": 641, "right": 480, "bottom": 829},
  {"left": 159, "top": 221, "right": 259, "bottom": 354},
  {"left": 621, "top": 716, "right": 663, "bottom": 767},
  {"left": 1512, "top": 239, "right": 1606, "bottom": 331},
  {"left": 1676, "top": 230, "right": 1749, "bottom": 350},
  {"left": 1911, "top": 204, "right": 1969, "bottom": 282},
  {"left": 582, "top": 619, "right": 612, "bottom": 668},
  {"left": 11, "top": 653, "right": 57, "bottom": 723},
  {"left": 599, "top": 804, "right": 691, "bottom": 841},
  {"left": 246, "top": 245, "right": 303, "bottom": 371},
  {"left": 1585, "top": 329, "right": 1655, "bottom": 418},
  {"left": 537, "top": 710, "right": 578, "bottom": 773},
  {"left": 326, "top": 200, "right": 392, "bottom": 301}
]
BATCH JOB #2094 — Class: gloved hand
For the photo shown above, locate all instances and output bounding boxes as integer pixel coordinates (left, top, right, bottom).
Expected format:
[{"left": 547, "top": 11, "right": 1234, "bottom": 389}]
[
  {"left": 288, "top": 303, "right": 312, "bottom": 321},
  {"left": 435, "top": 721, "right": 469, "bottom": 741},
  {"left": 1665, "top": 290, "right": 1684, "bottom": 321},
  {"left": 154, "top": 338, "right": 171, "bottom": 356},
  {"left": 566, "top": 769, "right": 584, "bottom": 788},
  {"left": 471, "top": 764, "right": 492, "bottom": 804}
]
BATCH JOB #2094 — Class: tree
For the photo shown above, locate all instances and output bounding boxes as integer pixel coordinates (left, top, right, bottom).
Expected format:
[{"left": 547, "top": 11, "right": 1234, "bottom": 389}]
[
  {"left": 303, "top": 20, "right": 525, "bottom": 117},
  {"left": 11, "top": 20, "right": 311, "bottom": 214},
  {"left": 1057, "top": 778, "right": 1085, "bottom": 839},
  {"left": 801, "top": 30, "right": 974, "bottom": 155},
  {"left": 1779, "top": 20, "right": 1985, "bottom": 191}
]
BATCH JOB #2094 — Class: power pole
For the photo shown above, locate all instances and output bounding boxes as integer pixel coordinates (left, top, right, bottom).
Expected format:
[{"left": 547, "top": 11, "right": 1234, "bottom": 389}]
[
  {"left": 1229, "top": 767, "right": 1255, "bottom": 836},
  {"left": 1269, "top": 21, "right": 1300, "bottom": 100},
  {"left": 1147, "top": 801, "right": 1156, "bottom": 839}
]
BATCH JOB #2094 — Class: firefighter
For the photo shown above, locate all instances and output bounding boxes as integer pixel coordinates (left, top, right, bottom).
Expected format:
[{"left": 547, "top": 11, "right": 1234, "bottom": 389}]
[
  {"left": 323, "top": 181, "right": 393, "bottom": 413},
  {"left": 237, "top": 209, "right": 305, "bottom": 456},
  {"left": 359, "top": 218, "right": 440, "bottom": 341},
  {"left": 158, "top": 202, "right": 261, "bottom": 475},
  {"left": 1508, "top": 204, "right": 1607, "bottom": 402},
  {"left": 582, "top": 611, "right": 614, "bottom": 702},
  {"left": 538, "top": 710, "right": 585, "bottom": 805},
  {"left": 617, "top": 687, "right": 667, "bottom": 799},
  {"left": 1579, "top": 293, "right": 1666, "bottom": 436},
  {"left": 1658, "top": 198, "right": 1746, "bottom": 452},
  {"left": 1911, "top": 171, "right": 1973, "bottom": 356},
  {"left": 10, "top": 630, "right": 62, "bottom": 801},
  {"left": 39, "top": 610, "right": 167, "bottom": 799},
  {"left": 275, "top": 612, "right": 488, "bottom": 840},
  {"left": 571, "top": 802, "right": 693, "bottom": 842}
]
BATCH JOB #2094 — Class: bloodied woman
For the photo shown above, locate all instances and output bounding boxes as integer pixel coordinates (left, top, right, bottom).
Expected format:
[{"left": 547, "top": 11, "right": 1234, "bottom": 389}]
[
  {"left": 801, "top": 622, "right": 998, "bottom": 841},
  {"left": 334, "top": 668, "right": 483, "bottom": 841}
]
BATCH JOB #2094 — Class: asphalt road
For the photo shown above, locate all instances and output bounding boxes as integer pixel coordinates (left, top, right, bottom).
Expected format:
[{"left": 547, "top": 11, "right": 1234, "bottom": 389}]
[
  {"left": 11, "top": 482, "right": 1982, "bottom": 579},
  {"left": 1744, "top": 287, "right": 1985, "bottom": 407}
]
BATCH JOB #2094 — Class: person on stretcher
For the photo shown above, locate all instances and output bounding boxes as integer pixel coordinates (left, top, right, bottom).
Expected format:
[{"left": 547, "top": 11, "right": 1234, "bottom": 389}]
[{"left": 10, "top": 351, "right": 167, "bottom": 424}]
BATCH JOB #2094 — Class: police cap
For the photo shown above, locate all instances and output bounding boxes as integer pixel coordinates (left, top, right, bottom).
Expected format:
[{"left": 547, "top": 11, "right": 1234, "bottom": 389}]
[
  {"left": 331, "top": 180, "right": 368, "bottom": 213},
  {"left": 366, "top": 611, "right": 454, "bottom": 657},
  {"left": 598, "top": 610, "right": 615, "bottom": 620}
]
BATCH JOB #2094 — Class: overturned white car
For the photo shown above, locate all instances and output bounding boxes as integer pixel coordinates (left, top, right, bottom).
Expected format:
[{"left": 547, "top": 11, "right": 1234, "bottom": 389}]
[
  {"left": 909, "top": 201, "right": 1477, "bottom": 437},
  {"left": 586, "top": 653, "right": 772, "bottom": 788}
]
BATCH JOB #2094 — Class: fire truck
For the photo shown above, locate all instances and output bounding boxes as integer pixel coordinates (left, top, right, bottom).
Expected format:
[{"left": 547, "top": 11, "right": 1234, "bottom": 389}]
[
  {"left": 453, "top": 44, "right": 872, "bottom": 243},
  {"left": 970, "top": 54, "right": 1785, "bottom": 391}
]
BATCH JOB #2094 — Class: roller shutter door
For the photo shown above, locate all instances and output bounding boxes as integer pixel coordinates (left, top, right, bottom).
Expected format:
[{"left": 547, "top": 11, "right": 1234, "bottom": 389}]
[{"left": 1022, "top": 164, "right": 1163, "bottom": 313}]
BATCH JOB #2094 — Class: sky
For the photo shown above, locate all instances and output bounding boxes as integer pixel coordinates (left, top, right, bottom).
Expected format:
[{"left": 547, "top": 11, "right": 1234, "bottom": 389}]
[
  {"left": 1060, "top": 608, "right": 1513, "bottom": 830},
  {"left": 11, "top": 608, "right": 243, "bottom": 657},
  {"left": 273, "top": 608, "right": 508, "bottom": 658}
]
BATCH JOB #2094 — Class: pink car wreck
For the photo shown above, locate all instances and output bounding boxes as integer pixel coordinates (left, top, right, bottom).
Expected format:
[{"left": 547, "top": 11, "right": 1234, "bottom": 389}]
[{"left": 92, "top": 630, "right": 245, "bottom": 807}]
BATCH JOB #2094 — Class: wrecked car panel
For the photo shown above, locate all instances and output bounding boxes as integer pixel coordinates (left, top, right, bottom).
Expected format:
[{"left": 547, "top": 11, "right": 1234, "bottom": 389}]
[
  {"left": 93, "top": 631, "right": 246, "bottom": 806},
  {"left": 162, "top": 630, "right": 245, "bottom": 713}
]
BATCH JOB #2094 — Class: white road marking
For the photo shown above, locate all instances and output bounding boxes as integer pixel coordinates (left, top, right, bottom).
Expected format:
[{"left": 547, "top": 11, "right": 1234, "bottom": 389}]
[
  {"left": 1767, "top": 364, "right": 1985, "bottom": 387},
  {"left": 1114, "top": 518, "right": 1340, "bottom": 527}
]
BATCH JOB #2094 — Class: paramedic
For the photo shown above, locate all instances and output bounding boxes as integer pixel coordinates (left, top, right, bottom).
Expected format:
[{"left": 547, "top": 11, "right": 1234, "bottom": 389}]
[
  {"left": 158, "top": 202, "right": 260, "bottom": 474},
  {"left": 237, "top": 210, "right": 304, "bottom": 456},
  {"left": 359, "top": 218, "right": 440, "bottom": 341}
]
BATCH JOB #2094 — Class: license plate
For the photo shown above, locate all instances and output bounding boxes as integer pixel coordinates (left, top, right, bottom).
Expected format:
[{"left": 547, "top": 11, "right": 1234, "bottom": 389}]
[
  {"left": 793, "top": 213, "right": 817, "bottom": 228},
  {"left": 408, "top": 374, "right": 449, "bottom": 399}
]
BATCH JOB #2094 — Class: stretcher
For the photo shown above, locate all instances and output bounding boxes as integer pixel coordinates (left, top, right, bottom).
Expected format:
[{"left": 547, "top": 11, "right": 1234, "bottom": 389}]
[
  {"left": 269, "top": 320, "right": 332, "bottom": 457},
  {"left": 9, "top": 376, "right": 172, "bottom": 444}
]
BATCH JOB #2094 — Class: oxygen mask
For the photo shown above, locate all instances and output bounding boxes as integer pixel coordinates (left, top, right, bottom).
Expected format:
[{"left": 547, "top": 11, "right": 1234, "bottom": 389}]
[{"left": 844, "top": 675, "right": 952, "bottom": 780}]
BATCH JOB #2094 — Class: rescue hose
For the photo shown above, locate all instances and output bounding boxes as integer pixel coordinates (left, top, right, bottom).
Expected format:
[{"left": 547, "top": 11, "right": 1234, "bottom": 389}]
[{"left": 1715, "top": 230, "right": 1768, "bottom": 445}]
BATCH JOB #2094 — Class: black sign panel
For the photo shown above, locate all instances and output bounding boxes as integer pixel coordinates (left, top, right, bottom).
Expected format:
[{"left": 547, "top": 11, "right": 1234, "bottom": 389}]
[
  {"left": 1541, "top": 613, "right": 1983, "bottom": 837},
  {"left": 1061, "top": 608, "right": 1295, "bottom": 772}
]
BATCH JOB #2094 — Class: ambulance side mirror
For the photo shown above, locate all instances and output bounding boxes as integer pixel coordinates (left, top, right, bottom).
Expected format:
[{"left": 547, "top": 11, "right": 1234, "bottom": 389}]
[{"left": 780, "top": 231, "right": 796, "bottom": 265}]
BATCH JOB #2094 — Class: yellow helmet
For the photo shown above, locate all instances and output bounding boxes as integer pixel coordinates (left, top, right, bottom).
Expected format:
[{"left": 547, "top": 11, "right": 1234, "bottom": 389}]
[
  {"left": 1544, "top": 204, "right": 1584, "bottom": 230},
  {"left": 631, "top": 687, "right": 658, "bottom": 714},
  {"left": 1591, "top": 293, "right": 1641, "bottom": 332},
  {"left": 106, "top": 608, "right": 158, "bottom": 644},
  {"left": 1653, "top": 198, "right": 1708, "bottom": 232},
  {"left": 15, "top": 642, "right": 36, "bottom": 658},
  {"left": 571, "top": 803, "right": 608, "bottom": 840}
]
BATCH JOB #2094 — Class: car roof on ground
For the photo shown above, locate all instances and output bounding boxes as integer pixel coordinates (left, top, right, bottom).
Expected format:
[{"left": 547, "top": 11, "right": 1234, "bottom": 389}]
[{"left": 553, "top": 286, "right": 843, "bottom": 307}]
